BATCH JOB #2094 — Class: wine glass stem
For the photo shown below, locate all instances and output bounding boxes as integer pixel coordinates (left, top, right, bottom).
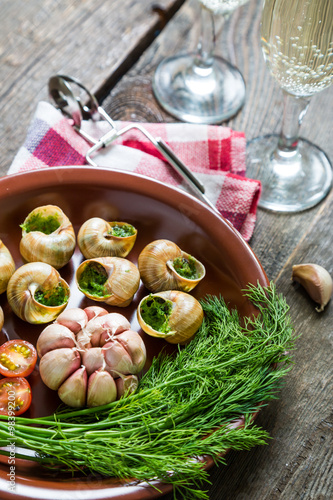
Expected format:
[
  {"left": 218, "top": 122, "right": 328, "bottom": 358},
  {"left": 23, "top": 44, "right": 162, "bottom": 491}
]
[
  {"left": 194, "top": 6, "right": 217, "bottom": 72},
  {"left": 275, "top": 91, "right": 310, "bottom": 161}
]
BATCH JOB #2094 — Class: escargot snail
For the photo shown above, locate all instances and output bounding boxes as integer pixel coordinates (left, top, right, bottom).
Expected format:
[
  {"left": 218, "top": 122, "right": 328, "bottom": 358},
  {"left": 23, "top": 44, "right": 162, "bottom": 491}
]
[
  {"left": 20, "top": 205, "right": 76, "bottom": 269},
  {"left": 7, "top": 262, "right": 70, "bottom": 324},
  {"left": 76, "top": 257, "right": 140, "bottom": 307},
  {"left": 78, "top": 217, "right": 137, "bottom": 259},
  {"left": 0, "top": 240, "right": 15, "bottom": 294},
  {"left": 138, "top": 239, "right": 205, "bottom": 293},
  {"left": 137, "top": 290, "right": 204, "bottom": 344}
]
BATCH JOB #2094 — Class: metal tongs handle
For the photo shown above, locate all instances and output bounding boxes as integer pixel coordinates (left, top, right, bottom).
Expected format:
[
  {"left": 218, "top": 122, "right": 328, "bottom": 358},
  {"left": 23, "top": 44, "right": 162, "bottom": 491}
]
[{"left": 48, "top": 75, "right": 219, "bottom": 215}]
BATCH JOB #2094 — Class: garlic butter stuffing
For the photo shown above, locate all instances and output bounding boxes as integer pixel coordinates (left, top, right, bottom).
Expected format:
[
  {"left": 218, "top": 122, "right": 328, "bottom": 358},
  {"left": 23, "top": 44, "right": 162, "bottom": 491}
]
[
  {"left": 7, "top": 262, "right": 70, "bottom": 324},
  {"left": 20, "top": 205, "right": 76, "bottom": 269},
  {"left": 78, "top": 217, "right": 137, "bottom": 259},
  {"left": 37, "top": 306, "right": 146, "bottom": 408},
  {"left": 138, "top": 239, "right": 205, "bottom": 293}
]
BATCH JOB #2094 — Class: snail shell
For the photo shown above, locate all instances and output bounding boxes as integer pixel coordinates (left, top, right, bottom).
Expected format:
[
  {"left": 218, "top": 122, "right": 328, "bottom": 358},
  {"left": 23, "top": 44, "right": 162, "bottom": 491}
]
[
  {"left": 137, "top": 290, "right": 204, "bottom": 344},
  {"left": 0, "top": 306, "right": 4, "bottom": 331},
  {"left": 20, "top": 205, "right": 76, "bottom": 269},
  {"left": 78, "top": 218, "right": 137, "bottom": 259},
  {"left": 138, "top": 239, "right": 205, "bottom": 293},
  {"left": 7, "top": 262, "right": 70, "bottom": 324},
  {"left": 76, "top": 257, "right": 140, "bottom": 307},
  {"left": 0, "top": 240, "right": 15, "bottom": 294}
]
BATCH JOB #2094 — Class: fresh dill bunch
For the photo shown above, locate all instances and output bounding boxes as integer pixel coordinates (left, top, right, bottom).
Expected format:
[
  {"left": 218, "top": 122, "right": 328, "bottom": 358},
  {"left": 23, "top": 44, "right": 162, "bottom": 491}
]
[{"left": 0, "top": 282, "right": 296, "bottom": 500}]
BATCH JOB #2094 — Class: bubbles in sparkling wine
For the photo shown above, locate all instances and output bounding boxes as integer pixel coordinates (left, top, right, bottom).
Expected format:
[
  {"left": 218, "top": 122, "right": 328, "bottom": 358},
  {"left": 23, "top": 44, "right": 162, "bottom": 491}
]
[{"left": 261, "top": 0, "right": 333, "bottom": 96}]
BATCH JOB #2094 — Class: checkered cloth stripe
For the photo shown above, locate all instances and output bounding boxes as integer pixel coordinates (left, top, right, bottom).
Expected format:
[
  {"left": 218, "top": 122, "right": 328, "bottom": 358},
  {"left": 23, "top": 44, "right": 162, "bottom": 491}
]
[{"left": 8, "top": 102, "right": 261, "bottom": 241}]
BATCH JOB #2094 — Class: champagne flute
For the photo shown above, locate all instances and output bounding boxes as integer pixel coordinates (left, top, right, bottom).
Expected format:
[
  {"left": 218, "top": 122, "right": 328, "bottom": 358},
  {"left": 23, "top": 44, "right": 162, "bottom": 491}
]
[
  {"left": 152, "top": 0, "right": 250, "bottom": 124},
  {"left": 246, "top": 0, "right": 333, "bottom": 212}
]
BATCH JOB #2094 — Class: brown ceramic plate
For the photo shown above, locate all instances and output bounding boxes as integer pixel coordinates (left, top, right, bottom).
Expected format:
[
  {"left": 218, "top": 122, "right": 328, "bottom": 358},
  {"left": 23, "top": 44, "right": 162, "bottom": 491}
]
[{"left": 0, "top": 167, "right": 268, "bottom": 499}]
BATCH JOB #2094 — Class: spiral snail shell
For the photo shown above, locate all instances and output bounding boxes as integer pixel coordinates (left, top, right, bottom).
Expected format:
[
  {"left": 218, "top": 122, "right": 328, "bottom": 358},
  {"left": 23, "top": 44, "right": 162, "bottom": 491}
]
[
  {"left": 0, "top": 306, "right": 4, "bottom": 331},
  {"left": 137, "top": 290, "right": 204, "bottom": 344},
  {"left": 76, "top": 257, "right": 140, "bottom": 307},
  {"left": 78, "top": 218, "right": 137, "bottom": 259},
  {"left": 7, "top": 262, "right": 70, "bottom": 324},
  {"left": 138, "top": 239, "right": 205, "bottom": 293},
  {"left": 0, "top": 240, "right": 15, "bottom": 294},
  {"left": 20, "top": 205, "right": 76, "bottom": 269}
]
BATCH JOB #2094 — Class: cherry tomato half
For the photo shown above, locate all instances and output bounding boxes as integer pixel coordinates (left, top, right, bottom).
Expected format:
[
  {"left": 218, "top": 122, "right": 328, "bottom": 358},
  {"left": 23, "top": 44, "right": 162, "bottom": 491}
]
[
  {"left": 0, "top": 377, "right": 32, "bottom": 416},
  {"left": 0, "top": 339, "right": 37, "bottom": 378}
]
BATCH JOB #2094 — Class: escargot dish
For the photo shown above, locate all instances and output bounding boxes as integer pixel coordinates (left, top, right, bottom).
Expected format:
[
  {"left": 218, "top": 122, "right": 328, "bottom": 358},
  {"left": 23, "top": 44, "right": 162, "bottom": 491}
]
[
  {"left": 76, "top": 257, "right": 140, "bottom": 307},
  {"left": 138, "top": 239, "right": 205, "bottom": 293},
  {"left": 7, "top": 262, "right": 70, "bottom": 324},
  {"left": 37, "top": 306, "right": 146, "bottom": 408},
  {"left": 0, "top": 240, "right": 15, "bottom": 294},
  {"left": 78, "top": 218, "right": 137, "bottom": 259},
  {"left": 20, "top": 205, "right": 76, "bottom": 269},
  {"left": 137, "top": 290, "right": 204, "bottom": 344}
]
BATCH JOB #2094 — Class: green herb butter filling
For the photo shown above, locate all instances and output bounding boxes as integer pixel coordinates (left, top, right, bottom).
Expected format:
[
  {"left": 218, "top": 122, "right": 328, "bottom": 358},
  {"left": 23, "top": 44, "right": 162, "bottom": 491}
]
[
  {"left": 35, "top": 283, "right": 69, "bottom": 307},
  {"left": 110, "top": 223, "right": 136, "bottom": 238},
  {"left": 78, "top": 262, "right": 109, "bottom": 297},
  {"left": 173, "top": 256, "right": 199, "bottom": 280},
  {"left": 140, "top": 295, "right": 173, "bottom": 333},
  {"left": 21, "top": 212, "right": 61, "bottom": 235}
]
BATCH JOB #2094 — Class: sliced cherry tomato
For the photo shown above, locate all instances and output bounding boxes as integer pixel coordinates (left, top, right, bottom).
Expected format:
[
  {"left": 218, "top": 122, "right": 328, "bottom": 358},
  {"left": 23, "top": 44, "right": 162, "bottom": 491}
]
[
  {"left": 0, "top": 377, "right": 32, "bottom": 416},
  {"left": 0, "top": 339, "right": 37, "bottom": 378}
]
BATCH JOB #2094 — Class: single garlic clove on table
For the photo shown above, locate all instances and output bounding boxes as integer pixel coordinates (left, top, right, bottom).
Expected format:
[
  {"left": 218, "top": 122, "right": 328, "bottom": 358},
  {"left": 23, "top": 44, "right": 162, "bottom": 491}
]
[{"left": 292, "top": 263, "right": 333, "bottom": 312}]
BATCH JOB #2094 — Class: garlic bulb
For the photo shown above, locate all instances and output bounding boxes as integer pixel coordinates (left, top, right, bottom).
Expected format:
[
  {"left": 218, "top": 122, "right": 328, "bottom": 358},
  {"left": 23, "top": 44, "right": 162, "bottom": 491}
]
[
  {"left": 78, "top": 217, "right": 137, "bottom": 259},
  {"left": 76, "top": 257, "right": 140, "bottom": 307},
  {"left": 137, "top": 290, "right": 204, "bottom": 344},
  {"left": 20, "top": 205, "right": 76, "bottom": 269},
  {"left": 37, "top": 307, "right": 146, "bottom": 408},
  {"left": 0, "top": 240, "right": 15, "bottom": 294},
  {"left": 0, "top": 306, "right": 4, "bottom": 331},
  {"left": 6, "top": 262, "right": 70, "bottom": 324},
  {"left": 138, "top": 239, "right": 205, "bottom": 293},
  {"left": 292, "top": 263, "right": 333, "bottom": 312}
]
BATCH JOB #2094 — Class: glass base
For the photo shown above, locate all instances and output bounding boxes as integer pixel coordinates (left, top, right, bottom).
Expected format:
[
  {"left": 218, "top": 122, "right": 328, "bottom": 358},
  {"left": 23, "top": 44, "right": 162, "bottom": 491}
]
[
  {"left": 246, "top": 135, "right": 333, "bottom": 213},
  {"left": 152, "top": 52, "right": 246, "bottom": 124}
]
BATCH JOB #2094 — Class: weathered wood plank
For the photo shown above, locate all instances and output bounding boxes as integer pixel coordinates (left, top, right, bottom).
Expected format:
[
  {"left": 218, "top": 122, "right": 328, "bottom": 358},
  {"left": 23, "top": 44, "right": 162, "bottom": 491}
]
[
  {"left": 98, "top": 0, "right": 333, "bottom": 498},
  {"left": 0, "top": 0, "right": 185, "bottom": 175}
]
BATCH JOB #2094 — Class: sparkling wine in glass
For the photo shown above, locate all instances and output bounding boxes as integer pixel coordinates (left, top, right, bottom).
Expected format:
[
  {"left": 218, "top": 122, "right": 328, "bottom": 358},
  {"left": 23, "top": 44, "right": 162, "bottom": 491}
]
[
  {"left": 246, "top": 0, "right": 333, "bottom": 212},
  {"left": 152, "top": 0, "right": 250, "bottom": 124}
]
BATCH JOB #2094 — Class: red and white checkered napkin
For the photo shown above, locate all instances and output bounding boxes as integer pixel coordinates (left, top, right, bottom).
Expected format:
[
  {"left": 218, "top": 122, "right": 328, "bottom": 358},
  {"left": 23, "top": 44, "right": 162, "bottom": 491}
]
[{"left": 9, "top": 101, "right": 261, "bottom": 241}]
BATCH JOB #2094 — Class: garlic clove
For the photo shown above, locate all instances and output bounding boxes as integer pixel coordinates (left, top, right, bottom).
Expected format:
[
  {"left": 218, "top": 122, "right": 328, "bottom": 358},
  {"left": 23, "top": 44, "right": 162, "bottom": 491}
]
[
  {"left": 115, "top": 374, "right": 139, "bottom": 399},
  {"left": 87, "top": 370, "right": 117, "bottom": 407},
  {"left": 102, "top": 341, "right": 133, "bottom": 376},
  {"left": 116, "top": 330, "right": 147, "bottom": 373},
  {"left": 292, "top": 263, "right": 333, "bottom": 312},
  {"left": 58, "top": 366, "right": 87, "bottom": 408},
  {"left": 39, "top": 347, "right": 81, "bottom": 390},
  {"left": 81, "top": 347, "right": 105, "bottom": 375},
  {"left": 99, "top": 313, "right": 131, "bottom": 345},
  {"left": 55, "top": 308, "right": 88, "bottom": 334},
  {"left": 36, "top": 323, "right": 76, "bottom": 357},
  {"left": 84, "top": 305, "right": 108, "bottom": 321}
]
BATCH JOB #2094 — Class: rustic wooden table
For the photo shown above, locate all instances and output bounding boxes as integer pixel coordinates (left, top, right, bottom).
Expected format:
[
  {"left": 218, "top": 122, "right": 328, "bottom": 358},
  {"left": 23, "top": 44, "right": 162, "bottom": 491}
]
[{"left": 1, "top": 0, "right": 332, "bottom": 498}]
